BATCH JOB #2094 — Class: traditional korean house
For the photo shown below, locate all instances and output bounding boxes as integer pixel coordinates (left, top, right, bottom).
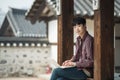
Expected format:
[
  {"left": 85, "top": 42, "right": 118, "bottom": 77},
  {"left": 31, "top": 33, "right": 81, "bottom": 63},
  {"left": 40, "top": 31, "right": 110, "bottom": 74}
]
[
  {"left": 26, "top": 0, "right": 120, "bottom": 70},
  {"left": 25, "top": 0, "right": 120, "bottom": 80},
  {"left": 0, "top": 8, "right": 52, "bottom": 77}
]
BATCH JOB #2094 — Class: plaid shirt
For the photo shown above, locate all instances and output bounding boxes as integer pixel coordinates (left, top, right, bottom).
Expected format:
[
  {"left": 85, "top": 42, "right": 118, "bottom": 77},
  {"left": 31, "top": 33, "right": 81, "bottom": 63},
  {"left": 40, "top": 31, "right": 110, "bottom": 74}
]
[{"left": 72, "top": 31, "right": 94, "bottom": 69}]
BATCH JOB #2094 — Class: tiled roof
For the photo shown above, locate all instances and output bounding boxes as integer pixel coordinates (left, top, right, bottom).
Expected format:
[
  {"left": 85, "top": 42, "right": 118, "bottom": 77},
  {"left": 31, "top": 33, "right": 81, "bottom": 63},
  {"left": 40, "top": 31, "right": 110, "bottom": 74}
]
[
  {"left": 6, "top": 8, "right": 47, "bottom": 37},
  {"left": 25, "top": 0, "right": 55, "bottom": 24},
  {"left": 26, "top": 0, "right": 120, "bottom": 23},
  {"left": 46, "top": 0, "right": 120, "bottom": 17}
]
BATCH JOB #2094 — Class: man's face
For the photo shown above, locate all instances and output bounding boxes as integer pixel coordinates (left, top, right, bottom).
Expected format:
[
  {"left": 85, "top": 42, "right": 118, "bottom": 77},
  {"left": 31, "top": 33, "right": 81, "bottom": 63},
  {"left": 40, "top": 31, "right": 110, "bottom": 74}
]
[{"left": 73, "top": 24, "right": 86, "bottom": 36}]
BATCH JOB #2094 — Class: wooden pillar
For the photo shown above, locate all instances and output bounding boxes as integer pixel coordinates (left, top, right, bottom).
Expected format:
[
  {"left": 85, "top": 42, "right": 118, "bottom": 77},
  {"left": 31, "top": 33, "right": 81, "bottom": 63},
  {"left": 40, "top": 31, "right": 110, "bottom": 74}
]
[
  {"left": 94, "top": 0, "right": 114, "bottom": 80},
  {"left": 58, "top": 0, "right": 73, "bottom": 65}
]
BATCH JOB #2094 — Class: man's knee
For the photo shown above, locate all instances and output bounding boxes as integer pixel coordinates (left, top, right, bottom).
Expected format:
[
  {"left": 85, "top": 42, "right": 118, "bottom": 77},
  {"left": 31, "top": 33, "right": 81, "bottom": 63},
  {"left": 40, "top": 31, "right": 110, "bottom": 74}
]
[{"left": 53, "top": 67, "right": 63, "bottom": 73}]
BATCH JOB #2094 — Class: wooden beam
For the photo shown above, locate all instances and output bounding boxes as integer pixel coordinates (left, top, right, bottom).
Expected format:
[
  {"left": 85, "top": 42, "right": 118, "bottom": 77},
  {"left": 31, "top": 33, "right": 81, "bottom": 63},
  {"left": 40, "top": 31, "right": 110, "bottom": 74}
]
[
  {"left": 94, "top": 0, "right": 114, "bottom": 80},
  {"left": 58, "top": 0, "right": 73, "bottom": 65},
  {"left": 115, "top": 36, "right": 120, "bottom": 40},
  {"left": 31, "top": 1, "right": 46, "bottom": 24}
]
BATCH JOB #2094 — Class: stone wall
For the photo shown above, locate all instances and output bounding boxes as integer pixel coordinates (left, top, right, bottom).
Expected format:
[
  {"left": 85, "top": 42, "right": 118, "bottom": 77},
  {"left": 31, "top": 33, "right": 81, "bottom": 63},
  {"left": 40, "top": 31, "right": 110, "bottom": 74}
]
[{"left": 0, "top": 46, "right": 51, "bottom": 77}]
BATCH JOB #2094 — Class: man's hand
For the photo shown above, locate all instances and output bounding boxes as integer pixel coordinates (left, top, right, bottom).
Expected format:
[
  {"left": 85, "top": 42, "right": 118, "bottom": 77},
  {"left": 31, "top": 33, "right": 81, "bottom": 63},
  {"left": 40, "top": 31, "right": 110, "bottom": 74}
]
[
  {"left": 62, "top": 60, "right": 71, "bottom": 66},
  {"left": 62, "top": 60, "right": 76, "bottom": 67}
]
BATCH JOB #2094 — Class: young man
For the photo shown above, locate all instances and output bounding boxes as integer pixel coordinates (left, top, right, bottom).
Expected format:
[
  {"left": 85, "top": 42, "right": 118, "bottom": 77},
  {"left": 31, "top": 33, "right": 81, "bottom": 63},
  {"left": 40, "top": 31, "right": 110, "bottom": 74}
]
[{"left": 50, "top": 17, "right": 94, "bottom": 80}]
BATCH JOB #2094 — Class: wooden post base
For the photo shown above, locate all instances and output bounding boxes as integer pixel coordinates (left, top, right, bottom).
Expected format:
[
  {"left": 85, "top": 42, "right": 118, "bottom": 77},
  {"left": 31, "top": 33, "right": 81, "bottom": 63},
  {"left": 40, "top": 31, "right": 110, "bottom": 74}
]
[{"left": 86, "top": 78, "right": 93, "bottom": 80}]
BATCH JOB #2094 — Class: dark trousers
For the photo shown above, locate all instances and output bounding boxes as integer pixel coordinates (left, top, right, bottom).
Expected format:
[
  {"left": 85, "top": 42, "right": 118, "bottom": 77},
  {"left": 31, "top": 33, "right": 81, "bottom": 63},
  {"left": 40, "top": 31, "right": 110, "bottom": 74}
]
[{"left": 50, "top": 67, "right": 88, "bottom": 80}]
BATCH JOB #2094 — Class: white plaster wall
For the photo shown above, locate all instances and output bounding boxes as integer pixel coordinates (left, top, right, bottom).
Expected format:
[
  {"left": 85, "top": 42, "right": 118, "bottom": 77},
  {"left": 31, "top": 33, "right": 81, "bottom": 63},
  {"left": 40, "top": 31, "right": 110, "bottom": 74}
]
[
  {"left": 115, "top": 24, "right": 120, "bottom": 66},
  {"left": 86, "top": 19, "right": 94, "bottom": 36},
  {"left": 115, "top": 40, "right": 120, "bottom": 66},
  {"left": 115, "top": 24, "right": 120, "bottom": 36},
  {"left": 50, "top": 45, "right": 57, "bottom": 62},
  {"left": 48, "top": 20, "right": 58, "bottom": 43},
  {"left": 48, "top": 20, "right": 58, "bottom": 62}
]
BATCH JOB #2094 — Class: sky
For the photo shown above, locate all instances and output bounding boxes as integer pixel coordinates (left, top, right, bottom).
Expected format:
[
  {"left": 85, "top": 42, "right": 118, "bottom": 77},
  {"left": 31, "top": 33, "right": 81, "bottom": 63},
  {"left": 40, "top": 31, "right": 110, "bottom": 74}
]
[
  {"left": 0, "top": 0, "right": 34, "bottom": 13},
  {"left": 0, "top": 0, "right": 34, "bottom": 26}
]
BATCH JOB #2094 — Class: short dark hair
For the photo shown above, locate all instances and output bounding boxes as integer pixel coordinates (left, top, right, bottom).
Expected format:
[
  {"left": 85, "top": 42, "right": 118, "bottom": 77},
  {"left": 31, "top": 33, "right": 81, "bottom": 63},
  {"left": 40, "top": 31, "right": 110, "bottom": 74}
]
[{"left": 72, "top": 17, "right": 86, "bottom": 26}]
